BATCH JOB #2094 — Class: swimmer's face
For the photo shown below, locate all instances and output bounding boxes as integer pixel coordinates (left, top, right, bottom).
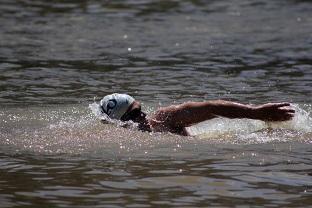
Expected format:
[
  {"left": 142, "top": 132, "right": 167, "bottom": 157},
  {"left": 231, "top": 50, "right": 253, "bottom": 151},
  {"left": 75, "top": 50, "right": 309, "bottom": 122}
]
[{"left": 120, "top": 101, "right": 146, "bottom": 123}]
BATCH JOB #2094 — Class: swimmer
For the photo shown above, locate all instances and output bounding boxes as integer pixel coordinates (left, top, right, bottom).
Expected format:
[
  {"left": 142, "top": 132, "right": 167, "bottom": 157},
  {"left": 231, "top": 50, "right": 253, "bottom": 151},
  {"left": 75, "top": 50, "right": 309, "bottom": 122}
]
[{"left": 98, "top": 93, "right": 295, "bottom": 136}]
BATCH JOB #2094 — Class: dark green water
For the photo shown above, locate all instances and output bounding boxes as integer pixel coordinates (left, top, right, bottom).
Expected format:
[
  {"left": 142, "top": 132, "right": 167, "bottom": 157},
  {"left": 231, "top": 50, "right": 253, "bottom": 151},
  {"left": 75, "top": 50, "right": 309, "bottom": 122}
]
[{"left": 0, "top": 0, "right": 312, "bottom": 207}]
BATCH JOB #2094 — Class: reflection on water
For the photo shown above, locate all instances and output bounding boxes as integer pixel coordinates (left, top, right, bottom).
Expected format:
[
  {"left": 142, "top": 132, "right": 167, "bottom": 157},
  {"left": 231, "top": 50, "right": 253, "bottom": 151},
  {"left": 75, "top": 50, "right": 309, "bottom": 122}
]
[
  {"left": 1, "top": 0, "right": 312, "bottom": 104},
  {"left": 0, "top": 0, "right": 312, "bottom": 207},
  {"left": 0, "top": 148, "right": 311, "bottom": 207}
]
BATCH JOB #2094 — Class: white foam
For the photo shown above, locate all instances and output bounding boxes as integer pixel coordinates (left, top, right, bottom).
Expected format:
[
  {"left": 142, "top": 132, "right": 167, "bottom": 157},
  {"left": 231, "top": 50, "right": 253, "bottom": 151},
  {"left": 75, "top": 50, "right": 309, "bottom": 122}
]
[
  {"left": 265, "top": 104, "right": 312, "bottom": 132},
  {"left": 187, "top": 104, "right": 312, "bottom": 139},
  {"left": 0, "top": 104, "right": 311, "bottom": 156},
  {"left": 88, "top": 101, "right": 139, "bottom": 129}
]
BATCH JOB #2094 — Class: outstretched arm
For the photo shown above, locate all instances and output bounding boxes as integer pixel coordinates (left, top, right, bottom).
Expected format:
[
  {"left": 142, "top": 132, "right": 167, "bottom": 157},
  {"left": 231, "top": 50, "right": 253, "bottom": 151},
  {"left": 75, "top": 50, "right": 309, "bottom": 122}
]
[{"left": 155, "top": 100, "right": 295, "bottom": 128}]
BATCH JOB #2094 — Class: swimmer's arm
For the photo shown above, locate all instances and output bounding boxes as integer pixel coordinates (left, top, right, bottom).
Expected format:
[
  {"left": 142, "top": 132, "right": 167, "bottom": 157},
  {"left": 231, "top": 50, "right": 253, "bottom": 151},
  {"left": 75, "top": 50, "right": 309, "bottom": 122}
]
[{"left": 161, "top": 100, "right": 295, "bottom": 127}]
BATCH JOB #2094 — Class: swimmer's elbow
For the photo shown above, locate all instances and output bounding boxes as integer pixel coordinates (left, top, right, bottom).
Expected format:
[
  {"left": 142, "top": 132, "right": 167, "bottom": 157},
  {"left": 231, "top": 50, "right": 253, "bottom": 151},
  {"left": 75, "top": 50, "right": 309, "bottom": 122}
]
[{"left": 170, "top": 102, "right": 217, "bottom": 127}]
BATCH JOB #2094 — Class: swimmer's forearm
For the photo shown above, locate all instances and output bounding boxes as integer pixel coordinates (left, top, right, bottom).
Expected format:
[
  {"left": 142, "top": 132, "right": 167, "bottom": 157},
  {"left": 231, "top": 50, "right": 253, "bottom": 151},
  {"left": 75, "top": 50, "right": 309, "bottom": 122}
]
[
  {"left": 170, "top": 100, "right": 255, "bottom": 127},
  {"left": 188, "top": 100, "right": 257, "bottom": 119},
  {"left": 164, "top": 100, "right": 294, "bottom": 128},
  {"left": 175, "top": 100, "right": 294, "bottom": 124}
]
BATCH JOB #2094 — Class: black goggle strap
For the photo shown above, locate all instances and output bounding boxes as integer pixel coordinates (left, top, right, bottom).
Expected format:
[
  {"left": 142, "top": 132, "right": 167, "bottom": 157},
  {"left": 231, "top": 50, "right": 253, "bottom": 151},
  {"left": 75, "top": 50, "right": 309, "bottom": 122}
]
[{"left": 123, "top": 108, "right": 142, "bottom": 121}]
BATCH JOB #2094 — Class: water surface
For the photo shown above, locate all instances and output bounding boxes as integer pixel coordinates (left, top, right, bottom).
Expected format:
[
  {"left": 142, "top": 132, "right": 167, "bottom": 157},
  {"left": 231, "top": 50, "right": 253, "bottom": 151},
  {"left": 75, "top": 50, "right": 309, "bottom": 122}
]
[{"left": 0, "top": 0, "right": 312, "bottom": 207}]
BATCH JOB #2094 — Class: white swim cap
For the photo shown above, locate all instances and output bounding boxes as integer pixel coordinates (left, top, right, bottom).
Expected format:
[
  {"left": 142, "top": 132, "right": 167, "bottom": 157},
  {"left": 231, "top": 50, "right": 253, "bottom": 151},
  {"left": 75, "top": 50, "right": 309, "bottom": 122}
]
[{"left": 99, "top": 93, "right": 135, "bottom": 120}]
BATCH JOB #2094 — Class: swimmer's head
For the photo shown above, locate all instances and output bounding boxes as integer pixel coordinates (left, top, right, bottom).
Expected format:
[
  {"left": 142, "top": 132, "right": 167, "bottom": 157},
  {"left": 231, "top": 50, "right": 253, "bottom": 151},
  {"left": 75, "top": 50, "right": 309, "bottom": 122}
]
[{"left": 99, "top": 93, "right": 135, "bottom": 120}]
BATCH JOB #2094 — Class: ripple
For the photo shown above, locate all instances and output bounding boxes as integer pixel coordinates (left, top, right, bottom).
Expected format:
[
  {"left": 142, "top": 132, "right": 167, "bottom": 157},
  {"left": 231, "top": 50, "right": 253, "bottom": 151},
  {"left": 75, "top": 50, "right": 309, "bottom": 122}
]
[{"left": 1, "top": 0, "right": 312, "bottom": 207}]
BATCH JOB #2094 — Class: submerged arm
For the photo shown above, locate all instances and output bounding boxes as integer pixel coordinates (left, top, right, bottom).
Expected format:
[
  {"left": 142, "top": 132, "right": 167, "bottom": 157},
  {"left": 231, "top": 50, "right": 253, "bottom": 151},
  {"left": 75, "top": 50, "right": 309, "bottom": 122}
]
[{"left": 157, "top": 100, "right": 295, "bottom": 128}]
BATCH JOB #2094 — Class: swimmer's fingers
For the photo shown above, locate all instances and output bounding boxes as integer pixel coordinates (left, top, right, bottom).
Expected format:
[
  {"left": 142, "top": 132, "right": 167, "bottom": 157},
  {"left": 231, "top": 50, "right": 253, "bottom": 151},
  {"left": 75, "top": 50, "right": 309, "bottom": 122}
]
[
  {"left": 277, "top": 103, "right": 295, "bottom": 113},
  {"left": 279, "top": 107, "right": 295, "bottom": 113},
  {"left": 276, "top": 104, "right": 296, "bottom": 121},
  {"left": 279, "top": 112, "right": 295, "bottom": 121},
  {"left": 255, "top": 102, "right": 295, "bottom": 121},
  {"left": 268, "top": 102, "right": 296, "bottom": 113},
  {"left": 274, "top": 102, "right": 291, "bottom": 107}
]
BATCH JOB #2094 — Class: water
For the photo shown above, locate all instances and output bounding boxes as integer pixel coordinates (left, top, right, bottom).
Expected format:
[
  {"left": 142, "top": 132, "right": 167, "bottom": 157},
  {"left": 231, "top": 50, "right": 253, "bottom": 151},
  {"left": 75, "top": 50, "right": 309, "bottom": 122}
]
[{"left": 1, "top": 0, "right": 312, "bottom": 207}]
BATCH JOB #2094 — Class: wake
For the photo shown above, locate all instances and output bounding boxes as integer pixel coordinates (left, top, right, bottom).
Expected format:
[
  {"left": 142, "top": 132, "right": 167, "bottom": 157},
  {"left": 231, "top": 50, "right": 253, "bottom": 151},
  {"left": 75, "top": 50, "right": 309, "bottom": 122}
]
[{"left": 0, "top": 104, "right": 311, "bottom": 156}]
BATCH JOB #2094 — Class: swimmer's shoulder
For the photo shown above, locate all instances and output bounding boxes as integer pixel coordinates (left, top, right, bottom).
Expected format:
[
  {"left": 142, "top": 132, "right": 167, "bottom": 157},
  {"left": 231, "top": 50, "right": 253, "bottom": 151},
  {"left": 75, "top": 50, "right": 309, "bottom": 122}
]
[{"left": 147, "top": 105, "right": 189, "bottom": 136}]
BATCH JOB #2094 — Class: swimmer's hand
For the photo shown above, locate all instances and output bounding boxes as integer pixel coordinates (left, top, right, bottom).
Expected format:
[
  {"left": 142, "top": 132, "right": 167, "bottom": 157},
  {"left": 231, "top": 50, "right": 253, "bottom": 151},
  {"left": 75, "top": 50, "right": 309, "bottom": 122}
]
[{"left": 253, "top": 103, "right": 295, "bottom": 122}]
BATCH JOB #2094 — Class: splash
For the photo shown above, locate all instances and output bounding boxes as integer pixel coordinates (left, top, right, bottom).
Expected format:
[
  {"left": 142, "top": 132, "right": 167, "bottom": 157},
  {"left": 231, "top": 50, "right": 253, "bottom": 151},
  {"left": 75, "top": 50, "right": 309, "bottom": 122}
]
[
  {"left": 0, "top": 104, "right": 311, "bottom": 156},
  {"left": 265, "top": 104, "right": 312, "bottom": 132},
  {"left": 0, "top": 104, "right": 183, "bottom": 156},
  {"left": 188, "top": 104, "right": 312, "bottom": 143},
  {"left": 88, "top": 101, "right": 139, "bottom": 130}
]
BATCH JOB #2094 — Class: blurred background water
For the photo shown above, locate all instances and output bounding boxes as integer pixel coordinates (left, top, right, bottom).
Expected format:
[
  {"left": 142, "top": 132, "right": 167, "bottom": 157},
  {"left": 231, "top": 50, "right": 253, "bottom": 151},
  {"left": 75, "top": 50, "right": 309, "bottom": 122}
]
[{"left": 0, "top": 0, "right": 312, "bottom": 207}]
